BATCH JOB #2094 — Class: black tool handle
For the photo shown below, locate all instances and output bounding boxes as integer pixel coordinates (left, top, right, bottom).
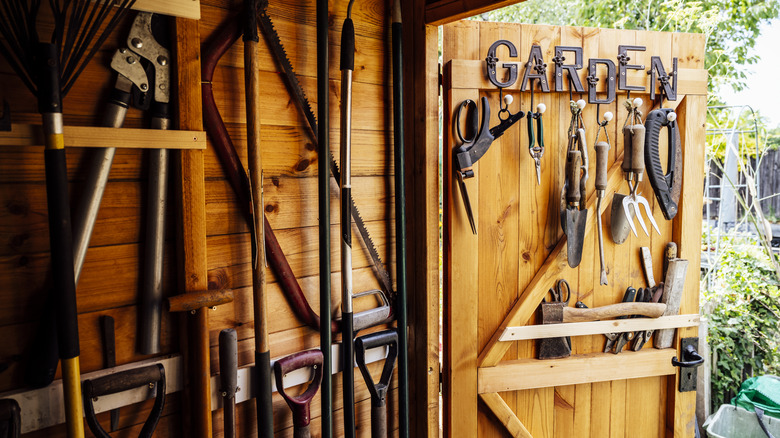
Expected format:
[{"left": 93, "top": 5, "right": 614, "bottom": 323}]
[
  {"left": 630, "top": 124, "right": 646, "bottom": 176},
  {"left": 83, "top": 364, "right": 166, "bottom": 438},
  {"left": 219, "top": 329, "right": 237, "bottom": 438},
  {"left": 644, "top": 108, "right": 679, "bottom": 219},
  {"left": 354, "top": 330, "right": 399, "bottom": 438},
  {"left": 621, "top": 125, "right": 634, "bottom": 174},
  {"left": 0, "top": 399, "right": 20, "bottom": 438},
  {"left": 594, "top": 141, "right": 609, "bottom": 191},
  {"left": 340, "top": 18, "right": 355, "bottom": 71},
  {"left": 566, "top": 151, "right": 582, "bottom": 205},
  {"left": 372, "top": 404, "right": 388, "bottom": 438}
]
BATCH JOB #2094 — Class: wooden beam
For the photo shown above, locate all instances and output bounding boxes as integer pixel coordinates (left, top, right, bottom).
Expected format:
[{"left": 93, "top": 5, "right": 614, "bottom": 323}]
[
  {"left": 448, "top": 59, "right": 707, "bottom": 96},
  {"left": 479, "top": 393, "right": 533, "bottom": 438},
  {"left": 133, "top": 0, "right": 200, "bottom": 20},
  {"left": 478, "top": 349, "right": 677, "bottom": 393},
  {"left": 477, "top": 149, "right": 626, "bottom": 368},
  {"left": 499, "top": 314, "right": 700, "bottom": 341},
  {"left": 425, "top": 0, "right": 525, "bottom": 25},
  {"left": 0, "top": 124, "right": 206, "bottom": 150}
]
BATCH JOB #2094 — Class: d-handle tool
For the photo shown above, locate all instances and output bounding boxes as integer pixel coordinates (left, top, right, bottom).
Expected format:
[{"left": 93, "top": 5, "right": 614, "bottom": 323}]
[
  {"left": 594, "top": 109, "right": 613, "bottom": 285},
  {"left": 644, "top": 108, "right": 682, "bottom": 220},
  {"left": 355, "top": 330, "right": 399, "bottom": 438},
  {"left": 453, "top": 96, "right": 524, "bottom": 234},
  {"left": 219, "top": 329, "right": 238, "bottom": 438},
  {"left": 82, "top": 364, "right": 166, "bottom": 438},
  {"left": 274, "top": 350, "right": 324, "bottom": 438}
]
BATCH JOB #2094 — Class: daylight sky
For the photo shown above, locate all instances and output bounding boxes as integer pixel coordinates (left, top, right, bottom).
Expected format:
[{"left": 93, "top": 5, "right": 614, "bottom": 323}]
[{"left": 719, "top": 19, "right": 780, "bottom": 128}]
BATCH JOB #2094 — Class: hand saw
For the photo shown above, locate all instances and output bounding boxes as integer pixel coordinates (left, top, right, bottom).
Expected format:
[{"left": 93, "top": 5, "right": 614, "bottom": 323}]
[{"left": 257, "top": 4, "right": 393, "bottom": 300}]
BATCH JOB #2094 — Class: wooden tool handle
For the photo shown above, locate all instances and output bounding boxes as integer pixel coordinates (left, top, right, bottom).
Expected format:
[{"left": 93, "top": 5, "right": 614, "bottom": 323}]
[
  {"left": 566, "top": 151, "right": 581, "bottom": 204},
  {"left": 630, "top": 124, "right": 646, "bottom": 175},
  {"left": 622, "top": 126, "right": 634, "bottom": 173},
  {"left": 594, "top": 141, "right": 610, "bottom": 191},
  {"left": 562, "top": 302, "right": 666, "bottom": 322}
]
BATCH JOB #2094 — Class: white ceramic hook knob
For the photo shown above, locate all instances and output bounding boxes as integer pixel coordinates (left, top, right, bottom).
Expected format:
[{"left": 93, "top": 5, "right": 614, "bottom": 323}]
[
  {"left": 604, "top": 111, "right": 614, "bottom": 122},
  {"left": 576, "top": 99, "right": 586, "bottom": 109},
  {"left": 537, "top": 103, "right": 546, "bottom": 114},
  {"left": 504, "top": 94, "right": 514, "bottom": 106},
  {"left": 667, "top": 112, "right": 677, "bottom": 122},
  {"left": 633, "top": 97, "right": 643, "bottom": 108}
]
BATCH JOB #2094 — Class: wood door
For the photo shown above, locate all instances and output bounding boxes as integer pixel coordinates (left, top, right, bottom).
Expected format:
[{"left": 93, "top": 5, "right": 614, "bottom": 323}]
[{"left": 442, "top": 21, "right": 707, "bottom": 437}]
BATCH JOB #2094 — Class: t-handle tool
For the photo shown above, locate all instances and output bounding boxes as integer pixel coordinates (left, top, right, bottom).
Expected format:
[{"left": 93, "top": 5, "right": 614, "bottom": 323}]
[
  {"left": 594, "top": 109, "right": 613, "bottom": 285},
  {"left": 274, "top": 349, "right": 324, "bottom": 438},
  {"left": 355, "top": 330, "right": 399, "bottom": 438},
  {"left": 603, "top": 287, "right": 637, "bottom": 353},
  {"left": 219, "top": 329, "right": 238, "bottom": 438},
  {"left": 83, "top": 364, "right": 166, "bottom": 438},
  {"left": 454, "top": 96, "right": 524, "bottom": 234},
  {"left": 644, "top": 108, "right": 682, "bottom": 220}
]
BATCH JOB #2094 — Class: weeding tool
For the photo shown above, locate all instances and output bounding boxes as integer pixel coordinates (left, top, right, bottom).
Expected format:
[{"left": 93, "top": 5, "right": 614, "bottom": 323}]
[
  {"left": 0, "top": 2, "right": 137, "bottom": 434},
  {"left": 594, "top": 109, "right": 613, "bottom": 285},
  {"left": 603, "top": 287, "right": 638, "bottom": 353},
  {"left": 454, "top": 96, "right": 524, "bottom": 234},
  {"left": 355, "top": 330, "right": 399, "bottom": 438},
  {"left": 539, "top": 299, "right": 666, "bottom": 359},
  {"left": 274, "top": 350, "right": 324, "bottom": 438},
  {"left": 561, "top": 100, "right": 588, "bottom": 268},
  {"left": 83, "top": 364, "right": 166, "bottom": 438},
  {"left": 644, "top": 108, "right": 682, "bottom": 220},
  {"left": 219, "top": 329, "right": 238, "bottom": 438}
]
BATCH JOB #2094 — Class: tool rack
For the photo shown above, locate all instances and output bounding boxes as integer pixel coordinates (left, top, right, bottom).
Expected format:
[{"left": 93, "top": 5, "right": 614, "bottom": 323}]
[{"left": 443, "top": 22, "right": 707, "bottom": 437}]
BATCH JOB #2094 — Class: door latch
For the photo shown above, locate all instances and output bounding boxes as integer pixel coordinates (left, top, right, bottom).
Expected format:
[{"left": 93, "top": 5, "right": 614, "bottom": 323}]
[{"left": 672, "top": 337, "right": 703, "bottom": 392}]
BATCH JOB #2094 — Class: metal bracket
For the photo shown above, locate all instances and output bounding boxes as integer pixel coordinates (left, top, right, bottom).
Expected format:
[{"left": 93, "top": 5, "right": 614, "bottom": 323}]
[{"left": 672, "top": 337, "right": 703, "bottom": 392}]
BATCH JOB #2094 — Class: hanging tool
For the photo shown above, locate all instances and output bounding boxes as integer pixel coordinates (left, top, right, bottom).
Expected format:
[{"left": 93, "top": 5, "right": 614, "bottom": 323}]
[
  {"left": 99, "top": 316, "right": 120, "bottom": 432},
  {"left": 453, "top": 96, "right": 524, "bottom": 234},
  {"left": 0, "top": 399, "right": 21, "bottom": 438},
  {"left": 538, "top": 298, "right": 665, "bottom": 359},
  {"left": 219, "top": 329, "right": 238, "bottom": 438},
  {"left": 527, "top": 85, "right": 547, "bottom": 185},
  {"left": 655, "top": 245, "right": 688, "bottom": 349},
  {"left": 340, "top": 3, "right": 358, "bottom": 434},
  {"left": 82, "top": 364, "right": 166, "bottom": 438},
  {"left": 0, "top": 101, "right": 10, "bottom": 132},
  {"left": 645, "top": 107, "right": 682, "bottom": 220},
  {"left": 537, "top": 280, "right": 572, "bottom": 360},
  {"left": 603, "top": 287, "right": 638, "bottom": 353},
  {"left": 355, "top": 330, "right": 399, "bottom": 438},
  {"left": 593, "top": 108, "right": 613, "bottom": 284},
  {"left": 561, "top": 99, "right": 588, "bottom": 268},
  {"left": 274, "top": 350, "right": 324, "bottom": 438},
  {"left": 390, "top": 0, "right": 410, "bottom": 433},
  {"left": 0, "top": 2, "right": 136, "bottom": 435},
  {"left": 242, "top": 0, "right": 274, "bottom": 435},
  {"left": 614, "top": 97, "right": 660, "bottom": 240},
  {"left": 316, "top": 0, "right": 333, "bottom": 433}
]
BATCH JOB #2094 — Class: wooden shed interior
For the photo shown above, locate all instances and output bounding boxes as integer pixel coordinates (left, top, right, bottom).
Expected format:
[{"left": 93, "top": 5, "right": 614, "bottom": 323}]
[{"left": 0, "top": 0, "right": 706, "bottom": 437}]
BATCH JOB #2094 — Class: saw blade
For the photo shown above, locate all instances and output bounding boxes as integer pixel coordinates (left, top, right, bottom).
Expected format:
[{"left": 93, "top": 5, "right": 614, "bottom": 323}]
[{"left": 257, "top": 6, "right": 394, "bottom": 299}]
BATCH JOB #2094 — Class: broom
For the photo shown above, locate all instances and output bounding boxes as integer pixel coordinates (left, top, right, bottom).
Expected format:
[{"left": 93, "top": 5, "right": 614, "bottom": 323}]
[{"left": 0, "top": 1, "right": 136, "bottom": 436}]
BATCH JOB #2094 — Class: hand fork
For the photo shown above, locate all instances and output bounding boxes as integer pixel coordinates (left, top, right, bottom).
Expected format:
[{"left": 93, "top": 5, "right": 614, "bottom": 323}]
[{"left": 622, "top": 123, "right": 660, "bottom": 237}]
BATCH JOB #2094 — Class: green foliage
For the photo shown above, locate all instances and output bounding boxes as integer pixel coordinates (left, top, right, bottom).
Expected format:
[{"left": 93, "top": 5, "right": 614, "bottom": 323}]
[
  {"left": 702, "top": 230, "right": 780, "bottom": 410},
  {"left": 472, "top": 0, "right": 780, "bottom": 100}
]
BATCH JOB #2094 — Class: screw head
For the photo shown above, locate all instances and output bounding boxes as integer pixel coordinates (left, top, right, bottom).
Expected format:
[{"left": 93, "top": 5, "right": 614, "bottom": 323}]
[
  {"left": 157, "top": 56, "right": 168, "bottom": 66},
  {"left": 140, "top": 83, "right": 148, "bottom": 91},
  {"left": 131, "top": 38, "right": 143, "bottom": 49},
  {"left": 126, "top": 56, "right": 136, "bottom": 65}
]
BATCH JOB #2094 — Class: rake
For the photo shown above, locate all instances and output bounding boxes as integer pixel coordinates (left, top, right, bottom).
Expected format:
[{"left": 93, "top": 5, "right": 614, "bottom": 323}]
[{"left": 0, "top": 1, "right": 136, "bottom": 436}]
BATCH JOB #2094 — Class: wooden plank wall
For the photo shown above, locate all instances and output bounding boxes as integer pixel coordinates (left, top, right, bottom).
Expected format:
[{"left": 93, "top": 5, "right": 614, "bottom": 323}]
[
  {"left": 442, "top": 21, "right": 705, "bottom": 438},
  {"left": 0, "top": 0, "right": 401, "bottom": 436}
]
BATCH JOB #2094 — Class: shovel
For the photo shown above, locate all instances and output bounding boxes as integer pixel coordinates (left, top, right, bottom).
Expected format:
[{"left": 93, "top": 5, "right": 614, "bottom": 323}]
[
  {"left": 562, "top": 150, "right": 587, "bottom": 268},
  {"left": 274, "top": 350, "right": 324, "bottom": 438},
  {"left": 355, "top": 330, "right": 399, "bottom": 438}
]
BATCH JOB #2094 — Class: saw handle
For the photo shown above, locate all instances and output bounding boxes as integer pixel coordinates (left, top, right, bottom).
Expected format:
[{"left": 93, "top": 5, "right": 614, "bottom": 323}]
[
  {"left": 630, "top": 124, "right": 646, "bottom": 176},
  {"left": 566, "top": 151, "right": 582, "bottom": 205},
  {"left": 595, "top": 141, "right": 610, "bottom": 191},
  {"left": 644, "top": 108, "right": 680, "bottom": 220},
  {"left": 563, "top": 302, "right": 666, "bottom": 322}
]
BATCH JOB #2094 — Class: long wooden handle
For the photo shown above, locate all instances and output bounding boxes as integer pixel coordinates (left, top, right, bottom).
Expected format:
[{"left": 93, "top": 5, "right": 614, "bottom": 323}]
[
  {"left": 594, "top": 141, "right": 610, "bottom": 191},
  {"left": 562, "top": 302, "right": 666, "bottom": 322}
]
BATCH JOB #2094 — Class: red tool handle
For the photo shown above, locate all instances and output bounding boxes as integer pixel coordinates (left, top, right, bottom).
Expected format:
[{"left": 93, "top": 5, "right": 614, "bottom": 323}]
[{"left": 274, "top": 350, "right": 324, "bottom": 431}]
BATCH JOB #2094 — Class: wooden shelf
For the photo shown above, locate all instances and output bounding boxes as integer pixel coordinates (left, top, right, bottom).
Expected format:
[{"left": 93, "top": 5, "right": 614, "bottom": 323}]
[
  {"left": 499, "top": 314, "right": 700, "bottom": 341},
  {"left": 0, "top": 124, "right": 206, "bottom": 150},
  {"left": 478, "top": 349, "right": 677, "bottom": 393},
  {"left": 133, "top": 0, "right": 200, "bottom": 20}
]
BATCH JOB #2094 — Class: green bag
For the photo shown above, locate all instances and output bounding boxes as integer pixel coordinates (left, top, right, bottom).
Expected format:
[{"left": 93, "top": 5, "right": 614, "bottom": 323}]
[{"left": 733, "top": 376, "right": 780, "bottom": 419}]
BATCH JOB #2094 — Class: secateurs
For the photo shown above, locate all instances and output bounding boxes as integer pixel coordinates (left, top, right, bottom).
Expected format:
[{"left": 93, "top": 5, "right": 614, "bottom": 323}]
[
  {"left": 561, "top": 99, "right": 588, "bottom": 268},
  {"left": 526, "top": 76, "right": 547, "bottom": 185},
  {"left": 453, "top": 95, "right": 524, "bottom": 234}
]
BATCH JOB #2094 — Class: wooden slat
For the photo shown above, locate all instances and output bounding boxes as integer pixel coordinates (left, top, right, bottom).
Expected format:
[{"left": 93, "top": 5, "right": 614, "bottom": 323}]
[
  {"left": 0, "top": 125, "right": 205, "bottom": 149},
  {"left": 479, "top": 392, "right": 533, "bottom": 438},
  {"left": 133, "top": 0, "right": 200, "bottom": 20},
  {"left": 499, "top": 314, "right": 700, "bottom": 341},
  {"left": 448, "top": 60, "right": 708, "bottom": 95},
  {"left": 478, "top": 349, "right": 677, "bottom": 393},
  {"left": 425, "top": 0, "right": 523, "bottom": 26}
]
